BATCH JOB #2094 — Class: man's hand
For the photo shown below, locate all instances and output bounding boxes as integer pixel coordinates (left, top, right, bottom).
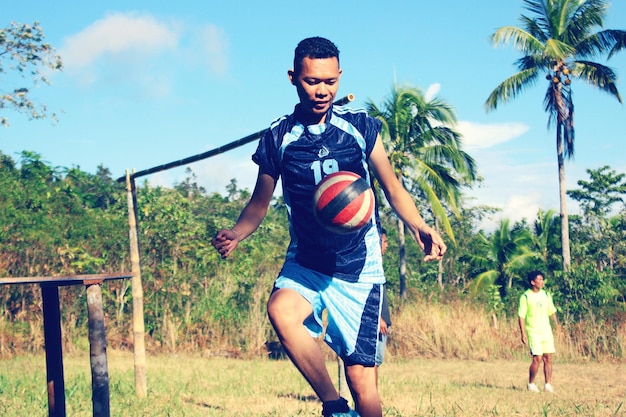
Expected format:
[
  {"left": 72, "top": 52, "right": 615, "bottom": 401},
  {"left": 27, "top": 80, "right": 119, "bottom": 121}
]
[
  {"left": 212, "top": 229, "right": 240, "bottom": 259},
  {"left": 418, "top": 226, "right": 447, "bottom": 262},
  {"left": 379, "top": 318, "right": 389, "bottom": 336}
]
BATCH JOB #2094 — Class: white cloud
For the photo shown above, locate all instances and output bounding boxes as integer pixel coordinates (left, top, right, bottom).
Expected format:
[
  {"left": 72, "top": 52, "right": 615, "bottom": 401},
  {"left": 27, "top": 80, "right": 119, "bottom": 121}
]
[
  {"left": 59, "top": 12, "right": 230, "bottom": 91},
  {"left": 60, "top": 12, "right": 180, "bottom": 71},
  {"left": 424, "top": 83, "right": 441, "bottom": 101},
  {"left": 499, "top": 192, "right": 542, "bottom": 224},
  {"left": 457, "top": 120, "right": 530, "bottom": 150},
  {"left": 473, "top": 191, "right": 543, "bottom": 233},
  {"left": 195, "top": 24, "right": 229, "bottom": 76}
]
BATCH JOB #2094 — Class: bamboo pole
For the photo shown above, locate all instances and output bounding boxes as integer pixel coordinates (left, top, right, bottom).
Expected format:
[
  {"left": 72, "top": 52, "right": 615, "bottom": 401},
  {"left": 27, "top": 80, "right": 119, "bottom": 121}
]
[
  {"left": 116, "top": 94, "right": 355, "bottom": 183},
  {"left": 126, "top": 170, "right": 147, "bottom": 397},
  {"left": 337, "top": 356, "right": 349, "bottom": 399}
]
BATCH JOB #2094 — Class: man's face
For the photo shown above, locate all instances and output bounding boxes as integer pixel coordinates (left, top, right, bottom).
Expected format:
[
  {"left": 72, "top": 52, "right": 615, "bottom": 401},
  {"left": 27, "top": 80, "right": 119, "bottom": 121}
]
[
  {"left": 531, "top": 275, "right": 545, "bottom": 289},
  {"left": 381, "top": 233, "right": 388, "bottom": 256},
  {"left": 288, "top": 56, "right": 341, "bottom": 123}
]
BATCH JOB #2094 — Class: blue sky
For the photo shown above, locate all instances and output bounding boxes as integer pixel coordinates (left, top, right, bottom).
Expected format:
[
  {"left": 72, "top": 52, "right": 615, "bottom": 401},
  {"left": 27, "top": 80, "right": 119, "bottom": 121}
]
[{"left": 3, "top": 0, "right": 626, "bottom": 230}]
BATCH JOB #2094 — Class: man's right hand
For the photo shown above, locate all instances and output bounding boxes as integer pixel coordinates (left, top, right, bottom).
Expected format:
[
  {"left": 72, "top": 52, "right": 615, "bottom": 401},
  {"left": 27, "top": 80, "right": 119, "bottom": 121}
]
[{"left": 212, "top": 229, "right": 240, "bottom": 259}]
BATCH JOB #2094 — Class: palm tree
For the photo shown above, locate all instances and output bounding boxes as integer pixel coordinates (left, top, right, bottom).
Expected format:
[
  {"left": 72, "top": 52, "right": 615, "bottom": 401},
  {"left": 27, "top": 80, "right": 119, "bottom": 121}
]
[
  {"left": 485, "top": 0, "right": 626, "bottom": 271},
  {"left": 366, "top": 85, "right": 477, "bottom": 297},
  {"left": 469, "top": 219, "right": 537, "bottom": 299},
  {"left": 530, "top": 208, "right": 561, "bottom": 272}
]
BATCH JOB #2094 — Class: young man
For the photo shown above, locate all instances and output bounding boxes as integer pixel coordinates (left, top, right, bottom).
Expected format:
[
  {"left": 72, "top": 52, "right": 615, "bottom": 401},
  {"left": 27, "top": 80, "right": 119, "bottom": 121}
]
[
  {"left": 212, "top": 37, "right": 446, "bottom": 417},
  {"left": 518, "top": 270, "right": 559, "bottom": 393}
]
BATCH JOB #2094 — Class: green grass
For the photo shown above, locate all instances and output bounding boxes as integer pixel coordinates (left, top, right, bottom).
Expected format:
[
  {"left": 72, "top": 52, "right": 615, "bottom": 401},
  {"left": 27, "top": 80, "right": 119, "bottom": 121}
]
[{"left": 1, "top": 351, "right": 625, "bottom": 416}]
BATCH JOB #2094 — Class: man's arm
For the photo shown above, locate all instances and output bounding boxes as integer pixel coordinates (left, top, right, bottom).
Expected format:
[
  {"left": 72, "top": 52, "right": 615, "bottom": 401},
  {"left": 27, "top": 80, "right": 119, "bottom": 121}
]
[
  {"left": 368, "top": 135, "right": 446, "bottom": 261},
  {"left": 550, "top": 313, "right": 559, "bottom": 332},
  {"left": 518, "top": 317, "right": 528, "bottom": 345},
  {"left": 212, "top": 170, "right": 276, "bottom": 259}
]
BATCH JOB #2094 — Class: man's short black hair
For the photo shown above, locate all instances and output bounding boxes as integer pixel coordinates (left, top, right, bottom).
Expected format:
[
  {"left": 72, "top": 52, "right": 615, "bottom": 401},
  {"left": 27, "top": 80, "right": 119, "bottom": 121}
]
[
  {"left": 527, "top": 270, "right": 544, "bottom": 285},
  {"left": 294, "top": 37, "right": 340, "bottom": 74}
]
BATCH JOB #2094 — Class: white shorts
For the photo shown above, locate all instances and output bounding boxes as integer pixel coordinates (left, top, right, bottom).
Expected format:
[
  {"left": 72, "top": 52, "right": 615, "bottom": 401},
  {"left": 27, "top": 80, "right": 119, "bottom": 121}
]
[{"left": 528, "top": 333, "right": 556, "bottom": 356}]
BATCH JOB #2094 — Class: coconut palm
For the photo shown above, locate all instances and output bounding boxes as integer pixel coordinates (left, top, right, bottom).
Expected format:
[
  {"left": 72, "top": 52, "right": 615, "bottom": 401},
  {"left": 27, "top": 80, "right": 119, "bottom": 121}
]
[
  {"left": 366, "top": 85, "right": 477, "bottom": 297},
  {"left": 469, "top": 219, "right": 537, "bottom": 299},
  {"left": 531, "top": 208, "right": 561, "bottom": 273},
  {"left": 485, "top": 0, "right": 626, "bottom": 271}
]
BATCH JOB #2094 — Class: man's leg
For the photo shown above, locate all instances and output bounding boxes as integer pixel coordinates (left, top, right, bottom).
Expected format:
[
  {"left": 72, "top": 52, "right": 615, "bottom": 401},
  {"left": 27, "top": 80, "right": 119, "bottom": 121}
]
[
  {"left": 267, "top": 288, "right": 339, "bottom": 403},
  {"left": 529, "top": 355, "right": 542, "bottom": 383},
  {"left": 542, "top": 353, "right": 553, "bottom": 384},
  {"left": 346, "top": 364, "right": 381, "bottom": 417}
]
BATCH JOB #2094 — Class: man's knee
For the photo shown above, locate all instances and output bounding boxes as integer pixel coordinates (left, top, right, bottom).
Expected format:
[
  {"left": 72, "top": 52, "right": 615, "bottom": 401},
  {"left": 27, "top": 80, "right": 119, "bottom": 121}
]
[
  {"left": 346, "top": 364, "right": 377, "bottom": 394},
  {"left": 267, "top": 288, "right": 309, "bottom": 327}
]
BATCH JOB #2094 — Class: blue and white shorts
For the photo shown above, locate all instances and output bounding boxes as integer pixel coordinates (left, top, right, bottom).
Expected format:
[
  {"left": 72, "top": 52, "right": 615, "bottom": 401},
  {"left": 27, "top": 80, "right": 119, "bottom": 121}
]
[
  {"left": 375, "top": 332, "right": 388, "bottom": 366},
  {"left": 274, "top": 260, "right": 382, "bottom": 367}
]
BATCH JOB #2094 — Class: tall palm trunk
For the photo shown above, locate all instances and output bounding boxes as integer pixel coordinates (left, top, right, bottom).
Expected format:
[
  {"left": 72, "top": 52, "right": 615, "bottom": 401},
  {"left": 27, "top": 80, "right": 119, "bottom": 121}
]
[{"left": 556, "top": 123, "right": 571, "bottom": 271}]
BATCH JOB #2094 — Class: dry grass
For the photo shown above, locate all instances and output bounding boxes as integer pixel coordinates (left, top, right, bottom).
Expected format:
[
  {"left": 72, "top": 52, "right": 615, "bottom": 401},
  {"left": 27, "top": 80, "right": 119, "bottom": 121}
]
[
  {"left": 1, "top": 351, "right": 625, "bottom": 416},
  {"left": 389, "top": 299, "right": 626, "bottom": 363},
  {"left": 1, "top": 296, "right": 624, "bottom": 416}
]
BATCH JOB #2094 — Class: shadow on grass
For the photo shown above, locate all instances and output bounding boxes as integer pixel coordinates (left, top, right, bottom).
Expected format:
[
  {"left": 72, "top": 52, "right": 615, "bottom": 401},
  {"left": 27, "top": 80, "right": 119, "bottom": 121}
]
[
  {"left": 181, "top": 396, "right": 224, "bottom": 410},
  {"left": 276, "top": 393, "right": 319, "bottom": 402},
  {"left": 450, "top": 381, "right": 522, "bottom": 391}
]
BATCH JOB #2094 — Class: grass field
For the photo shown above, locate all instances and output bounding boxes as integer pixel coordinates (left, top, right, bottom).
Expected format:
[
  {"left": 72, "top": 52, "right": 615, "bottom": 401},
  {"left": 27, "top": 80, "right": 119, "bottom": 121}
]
[{"left": 0, "top": 350, "right": 624, "bottom": 416}]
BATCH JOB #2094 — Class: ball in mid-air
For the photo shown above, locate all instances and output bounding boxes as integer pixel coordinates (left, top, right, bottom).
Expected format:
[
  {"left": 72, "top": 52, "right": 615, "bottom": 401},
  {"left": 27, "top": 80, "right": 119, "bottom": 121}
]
[{"left": 313, "top": 171, "right": 375, "bottom": 234}]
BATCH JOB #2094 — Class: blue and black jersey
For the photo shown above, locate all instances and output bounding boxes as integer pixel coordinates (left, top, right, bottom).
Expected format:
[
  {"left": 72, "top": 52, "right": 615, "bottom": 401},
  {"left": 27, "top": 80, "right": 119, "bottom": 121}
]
[{"left": 253, "top": 104, "right": 385, "bottom": 283}]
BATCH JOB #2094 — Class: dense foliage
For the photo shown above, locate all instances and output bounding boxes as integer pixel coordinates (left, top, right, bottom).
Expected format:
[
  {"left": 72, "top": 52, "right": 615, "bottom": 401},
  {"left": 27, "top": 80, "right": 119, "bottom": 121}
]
[{"left": 0, "top": 150, "right": 624, "bottom": 359}]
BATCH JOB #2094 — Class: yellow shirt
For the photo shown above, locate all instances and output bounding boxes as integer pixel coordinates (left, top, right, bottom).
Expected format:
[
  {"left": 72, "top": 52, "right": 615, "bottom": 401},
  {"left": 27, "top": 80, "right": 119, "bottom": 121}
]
[{"left": 518, "top": 289, "right": 556, "bottom": 339}]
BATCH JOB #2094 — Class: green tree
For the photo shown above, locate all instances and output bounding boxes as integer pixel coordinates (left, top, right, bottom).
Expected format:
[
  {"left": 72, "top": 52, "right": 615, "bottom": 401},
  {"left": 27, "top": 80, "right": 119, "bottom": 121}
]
[
  {"left": 0, "top": 21, "right": 63, "bottom": 127},
  {"left": 568, "top": 166, "right": 626, "bottom": 271},
  {"left": 530, "top": 208, "right": 561, "bottom": 273},
  {"left": 485, "top": 0, "right": 626, "bottom": 271},
  {"left": 468, "top": 219, "right": 537, "bottom": 300},
  {"left": 366, "top": 85, "right": 477, "bottom": 297},
  {"left": 567, "top": 165, "right": 626, "bottom": 218}
]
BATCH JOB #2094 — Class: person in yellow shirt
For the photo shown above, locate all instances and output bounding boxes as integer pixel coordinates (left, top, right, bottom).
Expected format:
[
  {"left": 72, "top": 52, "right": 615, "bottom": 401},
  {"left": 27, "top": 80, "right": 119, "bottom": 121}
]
[{"left": 518, "top": 270, "right": 559, "bottom": 393}]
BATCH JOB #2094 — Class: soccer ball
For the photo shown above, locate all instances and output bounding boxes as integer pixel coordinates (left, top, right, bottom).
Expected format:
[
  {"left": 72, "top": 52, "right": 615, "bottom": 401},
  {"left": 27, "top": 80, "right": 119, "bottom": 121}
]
[{"left": 313, "top": 171, "right": 374, "bottom": 234}]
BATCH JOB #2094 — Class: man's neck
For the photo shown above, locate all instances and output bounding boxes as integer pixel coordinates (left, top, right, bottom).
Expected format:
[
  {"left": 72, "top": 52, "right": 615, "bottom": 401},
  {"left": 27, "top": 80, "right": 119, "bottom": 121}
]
[{"left": 295, "top": 105, "right": 326, "bottom": 126}]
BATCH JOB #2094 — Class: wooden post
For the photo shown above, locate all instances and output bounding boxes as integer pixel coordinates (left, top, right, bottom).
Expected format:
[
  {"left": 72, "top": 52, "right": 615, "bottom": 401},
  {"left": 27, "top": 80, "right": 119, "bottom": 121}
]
[
  {"left": 86, "top": 283, "right": 110, "bottom": 417},
  {"left": 41, "top": 285, "right": 66, "bottom": 417},
  {"left": 337, "top": 355, "right": 349, "bottom": 399},
  {"left": 125, "top": 170, "right": 147, "bottom": 397}
]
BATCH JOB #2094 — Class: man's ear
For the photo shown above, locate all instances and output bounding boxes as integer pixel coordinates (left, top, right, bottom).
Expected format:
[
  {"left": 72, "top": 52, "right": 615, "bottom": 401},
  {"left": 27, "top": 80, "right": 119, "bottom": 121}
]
[{"left": 288, "top": 69, "right": 295, "bottom": 85}]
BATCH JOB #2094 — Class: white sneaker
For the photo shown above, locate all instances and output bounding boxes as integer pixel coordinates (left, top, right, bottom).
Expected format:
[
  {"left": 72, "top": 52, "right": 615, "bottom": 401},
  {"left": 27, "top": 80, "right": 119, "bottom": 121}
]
[
  {"left": 544, "top": 383, "right": 554, "bottom": 393},
  {"left": 527, "top": 382, "right": 540, "bottom": 392}
]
